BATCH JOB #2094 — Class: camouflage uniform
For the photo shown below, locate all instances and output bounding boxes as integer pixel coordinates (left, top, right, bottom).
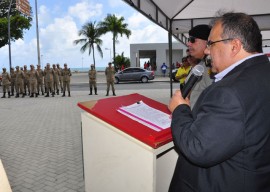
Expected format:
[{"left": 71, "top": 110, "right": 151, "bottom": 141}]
[
  {"left": 61, "top": 64, "right": 72, "bottom": 97},
  {"left": 15, "top": 66, "right": 25, "bottom": 98},
  {"left": 1, "top": 68, "right": 11, "bottom": 98},
  {"left": 36, "top": 65, "right": 44, "bottom": 95},
  {"left": 23, "top": 65, "right": 30, "bottom": 95},
  {"left": 44, "top": 63, "right": 55, "bottom": 97},
  {"left": 10, "top": 67, "right": 16, "bottom": 96},
  {"left": 52, "top": 64, "right": 60, "bottom": 95},
  {"left": 88, "top": 64, "right": 97, "bottom": 95},
  {"left": 105, "top": 63, "right": 116, "bottom": 96},
  {"left": 57, "top": 64, "right": 63, "bottom": 92},
  {"left": 28, "top": 65, "right": 39, "bottom": 97}
]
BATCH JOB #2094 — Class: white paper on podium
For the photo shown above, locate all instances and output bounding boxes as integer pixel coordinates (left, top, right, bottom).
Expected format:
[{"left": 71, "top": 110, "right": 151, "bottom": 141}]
[{"left": 117, "top": 101, "right": 171, "bottom": 132}]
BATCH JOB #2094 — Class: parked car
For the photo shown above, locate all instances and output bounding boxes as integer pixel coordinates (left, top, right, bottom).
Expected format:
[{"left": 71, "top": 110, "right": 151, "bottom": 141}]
[{"left": 115, "top": 67, "right": 155, "bottom": 84}]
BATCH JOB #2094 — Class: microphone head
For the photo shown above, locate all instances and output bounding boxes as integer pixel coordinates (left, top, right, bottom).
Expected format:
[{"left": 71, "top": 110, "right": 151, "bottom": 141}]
[{"left": 192, "top": 64, "right": 204, "bottom": 76}]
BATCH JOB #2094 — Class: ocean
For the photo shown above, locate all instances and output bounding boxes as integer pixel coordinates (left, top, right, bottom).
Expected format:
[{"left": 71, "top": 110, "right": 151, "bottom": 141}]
[{"left": 70, "top": 67, "right": 106, "bottom": 72}]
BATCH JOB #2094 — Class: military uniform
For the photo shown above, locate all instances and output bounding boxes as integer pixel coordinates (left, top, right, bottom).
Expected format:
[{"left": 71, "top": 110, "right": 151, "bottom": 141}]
[
  {"left": 44, "top": 64, "right": 55, "bottom": 97},
  {"left": 23, "top": 66, "right": 30, "bottom": 95},
  {"left": 36, "top": 65, "right": 44, "bottom": 95},
  {"left": 10, "top": 68, "right": 16, "bottom": 96},
  {"left": 1, "top": 68, "right": 11, "bottom": 98},
  {"left": 57, "top": 64, "right": 63, "bottom": 92},
  {"left": 15, "top": 66, "right": 25, "bottom": 98},
  {"left": 28, "top": 65, "right": 39, "bottom": 97},
  {"left": 88, "top": 65, "right": 97, "bottom": 95},
  {"left": 53, "top": 65, "right": 60, "bottom": 95},
  {"left": 61, "top": 64, "right": 72, "bottom": 97},
  {"left": 105, "top": 63, "right": 116, "bottom": 96}
]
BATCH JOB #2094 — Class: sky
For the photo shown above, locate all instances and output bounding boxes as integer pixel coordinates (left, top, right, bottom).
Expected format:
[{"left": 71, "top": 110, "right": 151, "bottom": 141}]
[{"left": 0, "top": 0, "right": 170, "bottom": 69}]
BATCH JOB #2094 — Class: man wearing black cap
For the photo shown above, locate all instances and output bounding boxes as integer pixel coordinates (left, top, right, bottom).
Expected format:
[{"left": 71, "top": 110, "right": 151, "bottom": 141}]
[{"left": 185, "top": 24, "right": 213, "bottom": 108}]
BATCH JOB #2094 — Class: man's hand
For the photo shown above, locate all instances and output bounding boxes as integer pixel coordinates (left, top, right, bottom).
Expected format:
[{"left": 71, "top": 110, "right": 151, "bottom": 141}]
[{"left": 168, "top": 90, "right": 190, "bottom": 112}]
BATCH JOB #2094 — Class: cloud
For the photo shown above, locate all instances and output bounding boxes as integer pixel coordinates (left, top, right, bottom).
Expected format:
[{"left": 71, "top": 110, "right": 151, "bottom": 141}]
[{"left": 68, "top": 1, "right": 103, "bottom": 24}]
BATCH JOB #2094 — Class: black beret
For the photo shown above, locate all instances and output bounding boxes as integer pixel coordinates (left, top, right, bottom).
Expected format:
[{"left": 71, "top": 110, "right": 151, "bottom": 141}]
[{"left": 189, "top": 25, "right": 211, "bottom": 41}]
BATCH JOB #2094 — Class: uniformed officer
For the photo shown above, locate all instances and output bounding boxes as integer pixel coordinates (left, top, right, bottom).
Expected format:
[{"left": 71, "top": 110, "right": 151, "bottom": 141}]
[
  {"left": 1, "top": 68, "right": 11, "bottom": 98},
  {"left": 61, "top": 63, "right": 72, "bottom": 97},
  {"left": 28, "top": 65, "right": 39, "bottom": 97},
  {"left": 23, "top": 65, "right": 30, "bottom": 95},
  {"left": 88, "top": 64, "right": 98, "bottom": 95},
  {"left": 36, "top": 64, "right": 44, "bottom": 95},
  {"left": 56, "top": 64, "right": 63, "bottom": 93},
  {"left": 44, "top": 63, "right": 55, "bottom": 97},
  {"left": 105, "top": 62, "right": 116, "bottom": 96},
  {"left": 52, "top": 64, "right": 60, "bottom": 95},
  {"left": 10, "top": 67, "right": 16, "bottom": 96},
  {"left": 15, "top": 66, "right": 25, "bottom": 98}
]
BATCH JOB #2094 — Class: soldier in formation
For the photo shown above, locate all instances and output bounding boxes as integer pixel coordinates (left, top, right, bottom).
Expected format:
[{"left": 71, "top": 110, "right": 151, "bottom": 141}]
[
  {"left": 28, "top": 65, "right": 39, "bottom": 97},
  {"left": 88, "top": 64, "right": 98, "bottom": 95},
  {"left": 10, "top": 67, "right": 16, "bottom": 96},
  {"left": 15, "top": 66, "right": 25, "bottom": 98},
  {"left": 44, "top": 63, "right": 55, "bottom": 97},
  {"left": 36, "top": 64, "right": 44, "bottom": 95},
  {"left": 1, "top": 68, "right": 11, "bottom": 98}
]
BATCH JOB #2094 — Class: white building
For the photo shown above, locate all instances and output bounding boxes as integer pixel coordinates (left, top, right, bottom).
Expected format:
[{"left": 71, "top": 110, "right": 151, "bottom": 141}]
[{"left": 130, "top": 43, "right": 187, "bottom": 76}]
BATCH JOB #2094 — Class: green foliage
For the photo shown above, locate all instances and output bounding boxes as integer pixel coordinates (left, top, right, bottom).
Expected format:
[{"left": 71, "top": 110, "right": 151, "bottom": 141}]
[
  {"left": 0, "top": 0, "right": 32, "bottom": 48},
  {"left": 98, "top": 14, "right": 131, "bottom": 63},
  {"left": 114, "top": 52, "right": 130, "bottom": 69},
  {"left": 73, "top": 21, "right": 103, "bottom": 67}
]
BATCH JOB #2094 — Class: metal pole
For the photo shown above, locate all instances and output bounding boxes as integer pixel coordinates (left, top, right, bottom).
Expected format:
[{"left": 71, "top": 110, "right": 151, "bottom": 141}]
[
  {"left": 168, "top": 20, "right": 173, "bottom": 97},
  {"left": 35, "top": 0, "right": 41, "bottom": 65},
  {"left": 8, "top": 0, "right": 13, "bottom": 71}
]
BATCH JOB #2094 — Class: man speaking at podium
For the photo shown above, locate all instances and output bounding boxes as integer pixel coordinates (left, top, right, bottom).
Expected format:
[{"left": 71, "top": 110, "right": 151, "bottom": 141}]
[{"left": 168, "top": 12, "right": 270, "bottom": 192}]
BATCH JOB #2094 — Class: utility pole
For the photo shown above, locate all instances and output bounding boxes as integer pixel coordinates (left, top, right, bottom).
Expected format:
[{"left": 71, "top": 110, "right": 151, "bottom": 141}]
[
  {"left": 35, "top": 0, "right": 41, "bottom": 66},
  {"left": 8, "top": 0, "right": 13, "bottom": 71}
]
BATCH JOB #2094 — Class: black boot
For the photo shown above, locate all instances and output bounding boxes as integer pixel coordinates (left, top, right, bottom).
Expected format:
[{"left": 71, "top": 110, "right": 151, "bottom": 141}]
[
  {"left": 68, "top": 92, "right": 71, "bottom": 97},
  {"left": 11, "top": 91, "right": 14, "bottom": 96},
  {"left": 22, "top": 93, "right": 25, "bottom": 98},
  {"left": 45, "top": 92, "right": 49, "bottom": 97},
  {"left": 106, "top": 91, "right": 109, "bottom": 96},
  {"left": 30, "top": 93, "right": 34, "bottom": 97},
  {"left": 94, "top": 88, "right": 98, "bottom": 95},
  {"left": 57, "top": 90, "right": 59, "bottom": 95},
  {"left": 1, "top": 92, "right": 6, "bottom": 98},
  {"left": 89, "top": 88, "right": 92, "bottom": 95},
  {"left": 62, "top": 92, "right": 65, "bottom": 97},
  {"left": 35, "top": 93, "right": 38, "bottom": 97},
  {"left": 42, "top": 91, "right": 44, "bottom": 95},
  {"left": 113, "top": 91, "right": 116, "bottom": 96},
  {"left": 8, "top": 92, "right": 11, "bottom": 98},
  {"left": 15, "top": 93, "right": 19, "bottom": 98},
  {"left": 52, "top": 92, "right": 55, "bottom": 97}
]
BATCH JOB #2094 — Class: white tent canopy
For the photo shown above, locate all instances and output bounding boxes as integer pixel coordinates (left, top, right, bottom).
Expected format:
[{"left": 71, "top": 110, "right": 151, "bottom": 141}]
[{"left": 123, "top": 0, "right": 270, "bottom": 46}]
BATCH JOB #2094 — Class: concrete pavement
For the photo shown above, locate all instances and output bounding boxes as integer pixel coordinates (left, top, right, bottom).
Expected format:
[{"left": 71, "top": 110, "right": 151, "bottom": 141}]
[{"left": 0, "top": 73, "right": 173, "bottom": 192}]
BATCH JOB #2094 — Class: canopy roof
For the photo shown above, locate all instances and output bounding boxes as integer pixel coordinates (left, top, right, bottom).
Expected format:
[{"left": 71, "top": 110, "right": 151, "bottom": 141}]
[{"left": 123, "top": 0, "right": 270, "bottom": 46}]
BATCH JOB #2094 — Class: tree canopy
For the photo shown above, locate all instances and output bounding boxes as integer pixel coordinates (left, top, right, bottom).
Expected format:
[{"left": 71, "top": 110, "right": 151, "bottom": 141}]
[
  {"left": 73, "top": 21, "right": 103, "bottom": 67},
  {"left": 0, "top": 0, "right": 32, "bottom": 48}
]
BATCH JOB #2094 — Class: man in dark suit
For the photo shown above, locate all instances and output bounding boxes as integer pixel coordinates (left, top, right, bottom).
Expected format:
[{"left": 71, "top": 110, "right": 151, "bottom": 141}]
[{"left": 168, "top": 12, "right": 270, "bottom": 192}]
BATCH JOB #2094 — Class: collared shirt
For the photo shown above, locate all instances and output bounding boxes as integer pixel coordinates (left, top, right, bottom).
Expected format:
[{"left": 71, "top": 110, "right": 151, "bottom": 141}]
[{"left": 214, "top": 53, "right": 264, "bottom": 82}]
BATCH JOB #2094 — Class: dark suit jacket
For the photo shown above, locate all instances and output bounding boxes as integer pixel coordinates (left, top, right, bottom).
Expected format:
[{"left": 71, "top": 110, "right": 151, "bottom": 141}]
[{"left": 169, "top": 55, "right": 270, "bottom": 192}]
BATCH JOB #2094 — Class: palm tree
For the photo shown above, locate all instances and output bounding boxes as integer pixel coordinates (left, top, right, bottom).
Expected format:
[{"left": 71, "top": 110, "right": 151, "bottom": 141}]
[
  {"left": 99, "top": 14, "right": 131, "bottom": 64},
  {"left": 73, "top": 21, "right": 103, "bottom": 67}
]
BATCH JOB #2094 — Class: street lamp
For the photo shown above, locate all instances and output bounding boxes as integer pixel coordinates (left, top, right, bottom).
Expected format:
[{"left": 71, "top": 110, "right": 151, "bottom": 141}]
[{"left": 105, "top": 48, "right": 111, "bottom": 62}]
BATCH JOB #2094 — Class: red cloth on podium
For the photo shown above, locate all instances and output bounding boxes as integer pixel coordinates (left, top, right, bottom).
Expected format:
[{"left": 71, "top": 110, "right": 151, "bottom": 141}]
[{"left": 78, "top": 93, "right": 172, "bottom": 148}]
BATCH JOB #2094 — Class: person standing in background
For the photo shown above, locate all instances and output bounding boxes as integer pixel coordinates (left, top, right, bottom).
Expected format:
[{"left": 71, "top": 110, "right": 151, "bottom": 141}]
[
  {"left": 61, "top": 63, "right": 72, "bottom": 97},
  {"left": 160, "top": 62, "right": 168, "bottom": 77},
  {"left": 1, "top": 68, "right": 11, "bottom": 98},
  {"left": 10, "top": 67, "right": 16, "bottom": 96},
  {"left": 28, "top": 65, "right": 39, "bottom": 97},
  {"left": 105, "top": 62, "right": 116, "bottom": 96},
  {"left": 88, "top": 64, "right": 98, "bottom": 95}
]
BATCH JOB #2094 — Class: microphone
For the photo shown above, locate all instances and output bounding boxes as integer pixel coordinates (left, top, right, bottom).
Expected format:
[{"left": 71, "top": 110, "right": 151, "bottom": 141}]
[{"left": 181, "top": 64, "right": 204, "bottom": 98}]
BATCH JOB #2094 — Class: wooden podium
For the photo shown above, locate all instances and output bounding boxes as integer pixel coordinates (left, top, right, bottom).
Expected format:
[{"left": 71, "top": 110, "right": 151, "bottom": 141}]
[{"left": 78, "top": 93, "right": 178, "bottom": 192}]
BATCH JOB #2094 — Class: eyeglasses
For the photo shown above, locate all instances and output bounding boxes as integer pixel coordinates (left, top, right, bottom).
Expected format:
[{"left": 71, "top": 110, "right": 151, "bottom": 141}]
[
  {"left": 206, "top": 38, "right": 233, "bottom": 48},
  {"left": 187, "top": 36, "right": 196, "bottom": 43}
]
